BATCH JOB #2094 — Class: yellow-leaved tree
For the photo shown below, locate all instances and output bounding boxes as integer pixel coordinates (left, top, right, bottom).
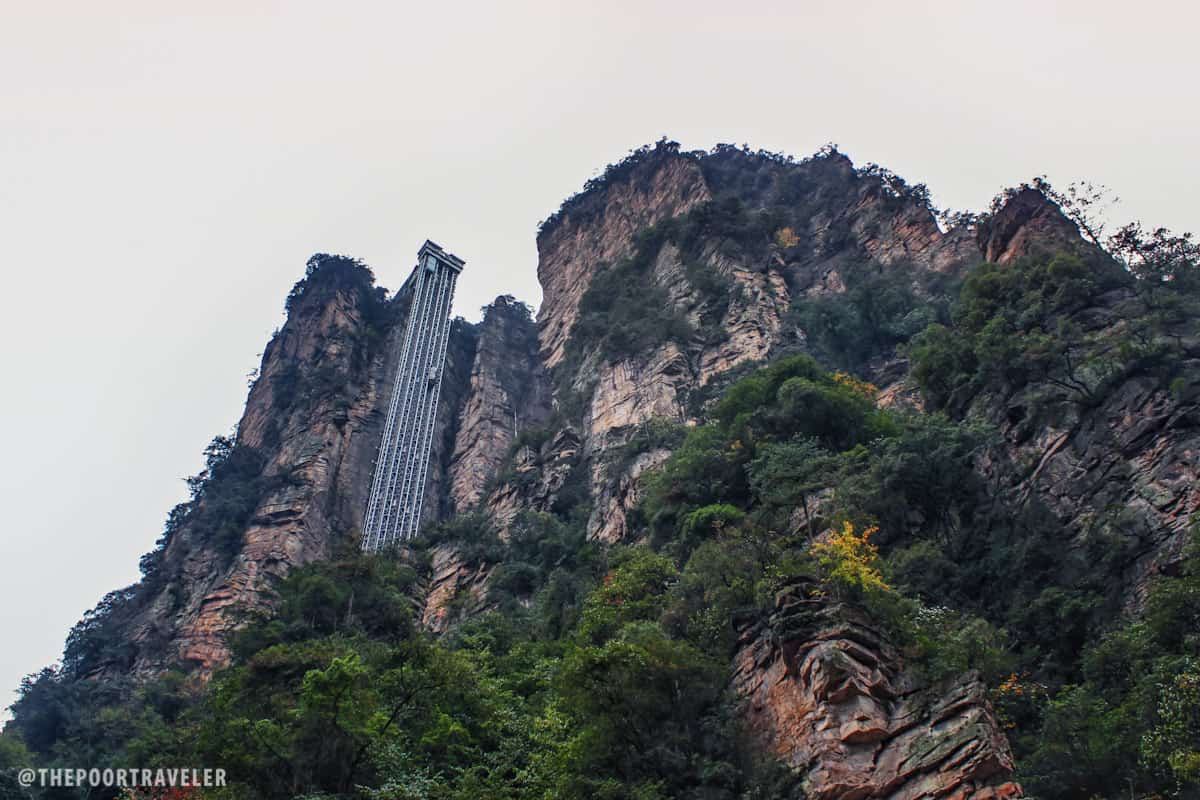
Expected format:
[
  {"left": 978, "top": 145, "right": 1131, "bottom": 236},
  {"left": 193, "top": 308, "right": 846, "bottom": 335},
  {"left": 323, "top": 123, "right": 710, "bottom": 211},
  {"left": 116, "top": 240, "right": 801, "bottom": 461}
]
[
  {"left": 774, "top": 227, "right": 800, "bottom": 248},
  {"left": 812, "top": 521, "right": 889, "bottom": 599}
]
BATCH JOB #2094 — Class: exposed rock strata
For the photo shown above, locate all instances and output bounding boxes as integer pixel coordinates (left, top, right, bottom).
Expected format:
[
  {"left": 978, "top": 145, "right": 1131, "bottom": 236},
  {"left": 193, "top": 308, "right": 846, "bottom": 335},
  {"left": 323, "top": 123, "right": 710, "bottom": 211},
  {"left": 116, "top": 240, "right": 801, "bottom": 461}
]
[
  {"left": 536, "top": 147, "right": 711, "bottom": 368},
  {"left": 587, "top": 448, "right": 673, "bottom": 543},
  {"left": 986, "top": 356, "right": 1200, "bottom": 606},
  {"left": 527, "top": 148, "right": 994, "bottom": 543},
  {"left": 733, "top": 582, "right": 1022, "bottom": 800},
  {"left": 419, "top": 544, "right": 493, "bottom": 634},
  {"left": 976, "top": 187, "right": 1088, "bottom": 265},
  {"left": 486, "top": 427, "right": 583, "bottom": 530},
  {"left": 448, "top": 296, "right": 550, "bottom": 511}
]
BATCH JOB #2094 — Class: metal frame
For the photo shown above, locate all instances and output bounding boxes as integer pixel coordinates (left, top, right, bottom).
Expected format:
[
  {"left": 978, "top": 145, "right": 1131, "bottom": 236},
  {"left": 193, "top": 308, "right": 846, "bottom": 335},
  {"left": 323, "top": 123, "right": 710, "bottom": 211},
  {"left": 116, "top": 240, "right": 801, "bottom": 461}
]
[{"left": 361, "top": 240, "right": 463, "bottom": 551}]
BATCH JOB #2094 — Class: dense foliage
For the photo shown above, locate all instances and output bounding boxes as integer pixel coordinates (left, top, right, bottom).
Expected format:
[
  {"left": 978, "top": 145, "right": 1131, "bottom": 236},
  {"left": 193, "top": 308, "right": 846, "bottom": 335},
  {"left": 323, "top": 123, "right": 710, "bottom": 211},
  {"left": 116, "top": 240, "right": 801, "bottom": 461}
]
[
  {"left": 9, "top": 333, "right": 1200, "bottom": 798},
  {"left": 909, "top": 249, "right": 1196, "bottom": 414},
  {"left": 998, "top": 530, "right": 1200, "bottom": 799},
  {"left": 5, "top": 545, "right": 796, "bottom": 800},
  {"left": 788, "top": 261, "right": 957, "bottom": 373},
  {"left": 7, "top": 355, "right": 999, "bottom": 800}
]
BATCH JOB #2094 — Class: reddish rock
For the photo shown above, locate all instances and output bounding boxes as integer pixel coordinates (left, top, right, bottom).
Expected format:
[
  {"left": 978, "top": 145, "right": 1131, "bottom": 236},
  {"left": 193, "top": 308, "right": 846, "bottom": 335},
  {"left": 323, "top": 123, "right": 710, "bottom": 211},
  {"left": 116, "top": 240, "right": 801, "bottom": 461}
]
[
  {"left": 976, "top": 187, "right": 1085, "bottom": 264},
  {"left": 733, "top": 583, "right": 1022, "bottom": 800}
]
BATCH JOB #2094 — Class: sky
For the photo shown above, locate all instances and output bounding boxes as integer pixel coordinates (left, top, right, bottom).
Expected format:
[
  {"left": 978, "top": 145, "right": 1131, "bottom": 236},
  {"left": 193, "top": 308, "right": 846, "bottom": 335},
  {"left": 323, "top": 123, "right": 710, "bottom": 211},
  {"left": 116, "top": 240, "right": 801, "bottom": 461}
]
[{"left": 2, "top": 0, "right": 1198, "bottom": 717}]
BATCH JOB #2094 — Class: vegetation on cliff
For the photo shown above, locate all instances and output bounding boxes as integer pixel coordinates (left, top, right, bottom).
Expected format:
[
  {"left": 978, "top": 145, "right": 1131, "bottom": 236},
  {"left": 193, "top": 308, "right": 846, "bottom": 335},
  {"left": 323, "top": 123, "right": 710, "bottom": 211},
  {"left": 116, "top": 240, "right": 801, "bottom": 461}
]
[
  {"left": 5, "top": 146, "right": 1200, "bottom": 800},
  {"left": 0, "top": 353, "right": 1037, "bottom": 797},
  {"left": 6, "top": 324, "right": 1200, "bottom": 798}
]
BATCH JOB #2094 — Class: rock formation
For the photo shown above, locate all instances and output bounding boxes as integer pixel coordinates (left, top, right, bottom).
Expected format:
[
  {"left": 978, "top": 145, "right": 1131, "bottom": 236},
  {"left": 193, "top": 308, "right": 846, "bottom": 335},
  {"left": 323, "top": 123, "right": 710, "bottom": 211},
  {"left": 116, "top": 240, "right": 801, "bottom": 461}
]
[
  {"left": 68, "top": 140, "right": 1200, "bottom": 797},
  {"left": 447, "top": 296, "right": 551, "bottom": 511},
  {"left": 105, "top": 271, "right": 550, "bottom": 675},
  {"left": 734, "top": 582, "right": 1022, "bottom": 800},
  {"left": 535, "top": 145, "right": 712, "bottom": 368}
]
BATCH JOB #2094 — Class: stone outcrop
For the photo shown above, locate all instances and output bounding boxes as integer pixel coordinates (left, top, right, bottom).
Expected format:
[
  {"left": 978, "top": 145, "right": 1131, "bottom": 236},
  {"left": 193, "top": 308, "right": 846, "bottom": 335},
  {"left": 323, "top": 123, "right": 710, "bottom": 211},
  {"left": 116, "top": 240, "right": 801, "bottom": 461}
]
[
  {"left": 985, "top": 350, "right": 1200, "bottom": 607},
  {"left": 734, "top": 582, "right": 1022, "bottom": 800},
  {"left": 447, "top": 296, "right": 550, "bottom": 511},
  {"left": 524, "top": 146, "right": 1000, "bottom": 544},
  {"left": 587, "top": 447, "right": 673, "bottom": 543},
  {"left": 419, "top": 544, "right": 493, "bottom": 634},
  {"left": 485, "top": 427, "right": 583, "bottom": 530},
  {"left": 976, "top": 187, "right": 1086, "bottom": 265},
  {"left": 108, "top": 279, "right": 557, "bottom": 676},
  {"left": 694, "top": 244, "right": 792, "bottom": 383},
  {"left": 536, "top": 144, "right": 712, "bottom": 368}
]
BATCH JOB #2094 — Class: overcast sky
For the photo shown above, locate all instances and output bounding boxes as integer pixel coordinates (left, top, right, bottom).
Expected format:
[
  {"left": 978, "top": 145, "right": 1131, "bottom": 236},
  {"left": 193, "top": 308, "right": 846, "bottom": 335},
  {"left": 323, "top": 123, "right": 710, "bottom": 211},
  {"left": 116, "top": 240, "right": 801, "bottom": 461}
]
[{"left": 2, "top": 0, "right": 1198, "bottom": 717}]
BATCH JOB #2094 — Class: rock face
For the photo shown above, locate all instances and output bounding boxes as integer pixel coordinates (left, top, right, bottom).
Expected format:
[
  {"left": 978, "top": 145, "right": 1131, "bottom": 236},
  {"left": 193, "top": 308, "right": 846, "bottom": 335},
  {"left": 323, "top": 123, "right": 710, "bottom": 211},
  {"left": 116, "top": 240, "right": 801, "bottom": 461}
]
[
  {"left": 419, "top": 544, "right": 492, "bottom": 634},
  {"left": 734, "top": 582, "right": 1022, "bottom": 800},
  {"left": 485, "top": 427, "right": 583, "bottom": 529},
  {"left": 519, "top": 145, "right": 995, "bottom": 543},
  {"left": 976, "top": 188, "right": 1087, "bottom": 264},
  {"left": 103, "top": 268, "right": 550, "bottom": 675},
  {"left": 536, "top": 144, "right": 712, "bottom": 368},
  {"left": 587, "top": 447, "right": 673, "bottom": 543},
  {"left": 979, "top": 326, "right": 1200, "bottom": 607},
  {"left": 447, "top": 296, "right": 550, "bottom": 511}
]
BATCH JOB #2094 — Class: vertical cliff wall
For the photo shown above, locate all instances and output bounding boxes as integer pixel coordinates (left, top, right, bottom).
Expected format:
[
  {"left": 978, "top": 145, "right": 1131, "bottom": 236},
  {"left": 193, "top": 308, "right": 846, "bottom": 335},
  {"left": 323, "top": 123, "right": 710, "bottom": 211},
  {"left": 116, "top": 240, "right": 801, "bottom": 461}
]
[
  {"left": 447, "top": 296, "right": 551, "bottom": 511},
  {"left": 497, "top": 144, "right": 992, "bottom": 543},
  {"left": 100, "top": 260, "right": 488, "bottom": 675},
  {"left": 536, "top": 146, "right": 713, "bottom": 369}
]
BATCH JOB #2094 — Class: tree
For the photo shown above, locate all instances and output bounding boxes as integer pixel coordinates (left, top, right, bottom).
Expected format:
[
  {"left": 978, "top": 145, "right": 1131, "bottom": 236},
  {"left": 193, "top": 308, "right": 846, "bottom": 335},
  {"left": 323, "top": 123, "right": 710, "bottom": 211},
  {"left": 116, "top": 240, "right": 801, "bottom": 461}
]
[
  {"left": 0, "top": 733, "right": 31, "bottom": 800},
  {"left": 1140, "top": 659, "right": 1200, "bottom": 793},
  {"left": 749, "top": 439, "right": 838, "bottom": 539},
  {"left": 558, "top": 621, "right": 727, "bottom": 798},
  {"left": 812, "top": 522, "right": 888, "bottom": 599}
]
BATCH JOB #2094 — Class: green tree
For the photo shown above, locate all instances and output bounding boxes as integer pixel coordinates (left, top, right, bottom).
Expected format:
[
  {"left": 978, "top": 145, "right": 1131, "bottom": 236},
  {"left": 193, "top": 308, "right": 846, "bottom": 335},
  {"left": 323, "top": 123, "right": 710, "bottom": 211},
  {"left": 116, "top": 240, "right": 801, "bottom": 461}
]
[{"left": 749, "top": 438, "right": 837, "bottom": 538}]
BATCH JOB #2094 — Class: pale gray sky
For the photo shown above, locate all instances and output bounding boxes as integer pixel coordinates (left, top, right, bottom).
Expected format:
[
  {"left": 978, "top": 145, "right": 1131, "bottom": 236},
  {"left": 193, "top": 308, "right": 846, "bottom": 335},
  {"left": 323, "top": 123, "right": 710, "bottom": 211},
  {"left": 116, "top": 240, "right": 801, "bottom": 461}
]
[{"left": 2, "top": 0, "right": 1197, "bottom": 716}]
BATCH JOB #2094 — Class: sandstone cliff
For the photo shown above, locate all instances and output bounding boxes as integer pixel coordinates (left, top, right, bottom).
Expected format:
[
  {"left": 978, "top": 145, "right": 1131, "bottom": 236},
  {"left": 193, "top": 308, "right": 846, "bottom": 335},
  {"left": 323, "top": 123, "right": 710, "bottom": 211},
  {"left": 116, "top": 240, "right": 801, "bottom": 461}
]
[
  {"left": 87, "top": 250, "right": 558, "bottom": 677},
  {"left": 496, "top": 144, "right": 996, "bottom": 545},
  {"left": 447, "top": 296, "right": 551, "bottom": 511},
  {"left": 735, "top": 582, "right": 1021, "bottom": 800},
  {"left": 120, "top": 147, "right": 1096, "bottom": 674},
  {"left": 536, "top": 143, "right": 712, "bottom": 368},
  {"left": 107, "top": 260, "right": 491, "bottom": 675}
]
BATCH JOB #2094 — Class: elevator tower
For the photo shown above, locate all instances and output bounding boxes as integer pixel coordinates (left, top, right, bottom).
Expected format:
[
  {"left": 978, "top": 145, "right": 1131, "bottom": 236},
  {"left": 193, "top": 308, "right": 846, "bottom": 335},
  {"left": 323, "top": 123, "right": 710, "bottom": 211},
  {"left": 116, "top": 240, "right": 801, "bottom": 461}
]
[{"left": 361, "top": 240, "right": 463, "bottom": 551}]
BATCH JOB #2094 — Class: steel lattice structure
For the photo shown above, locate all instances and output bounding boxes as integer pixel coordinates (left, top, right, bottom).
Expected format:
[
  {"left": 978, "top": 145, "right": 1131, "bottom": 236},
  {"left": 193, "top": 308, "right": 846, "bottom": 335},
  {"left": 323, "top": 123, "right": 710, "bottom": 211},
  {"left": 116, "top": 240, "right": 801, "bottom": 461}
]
[{"left": 361, "top": 240, "right": 464, "bottom": 551}]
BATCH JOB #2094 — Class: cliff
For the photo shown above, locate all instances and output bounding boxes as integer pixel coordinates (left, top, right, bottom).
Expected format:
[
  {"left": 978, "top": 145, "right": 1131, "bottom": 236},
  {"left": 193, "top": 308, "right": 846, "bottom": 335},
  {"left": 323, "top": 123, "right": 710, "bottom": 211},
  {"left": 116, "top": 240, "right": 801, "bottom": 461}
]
[
  {"left": 491, "top": 144, "right": 992, "bottom": 546},
  {"left": 111, "top": 145, "right": 1109, "bottom": 681},
  {"left": 28, "top": 140, "right": 1200, "bottom": 799},
  {"left": 89, "top": 260, "right": 547, "bottom": 677},
  {"left": 734, "top": 583, "right": 1021, "bottom": 800},
  {"left": 447, "top": 296, "right": 551, "bottom": 511}
]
